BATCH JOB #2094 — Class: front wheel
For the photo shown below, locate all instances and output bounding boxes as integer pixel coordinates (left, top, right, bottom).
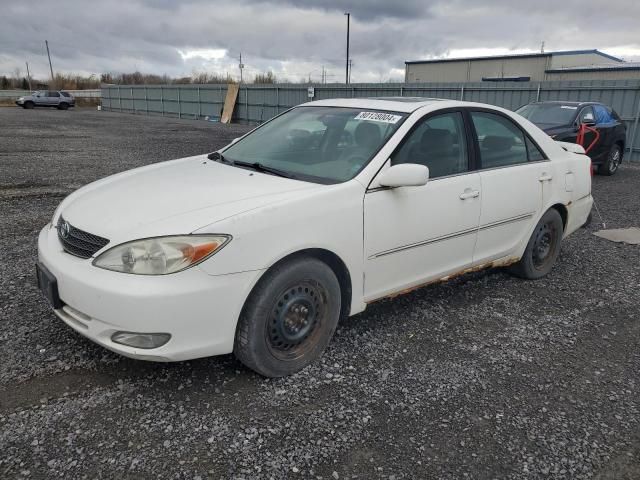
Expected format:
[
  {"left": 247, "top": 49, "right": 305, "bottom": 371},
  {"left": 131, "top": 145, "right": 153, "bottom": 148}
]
[
  {"left": 599, "top": 144, "right": 622, "bottom": 176},
  {"left": 23, "top": 101, "right": 34, "bottom": 109},
  {"left": 234, "top": 257, "right": 341, "bottom": 377},
  {"left": 509, "top": 209, "right": 563, "bottom": 280}
]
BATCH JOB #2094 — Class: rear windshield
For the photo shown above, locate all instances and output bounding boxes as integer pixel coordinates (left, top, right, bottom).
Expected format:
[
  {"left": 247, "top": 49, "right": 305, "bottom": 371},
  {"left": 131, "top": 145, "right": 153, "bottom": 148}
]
[
  {"left": 60, "top": 92, "right": 71, "bottom": 97},
  {"left": 516, "top": 104, "right": 578, "bottom": 126}
]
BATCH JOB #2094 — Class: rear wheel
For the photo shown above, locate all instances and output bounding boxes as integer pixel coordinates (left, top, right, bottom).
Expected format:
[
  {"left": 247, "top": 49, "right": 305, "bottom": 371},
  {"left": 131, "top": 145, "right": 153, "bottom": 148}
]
[
  {"left": 23, "top": 101, "right": 34, "bottom": 109},
  {"left": 599, "top": 144, "right": 622, "bottom": 176},
  {"left": 58, "top": 102, "right": 69, "bottom": 110},
  {"left": 509, "top": 208, "right": 563, "bottom": 280}
]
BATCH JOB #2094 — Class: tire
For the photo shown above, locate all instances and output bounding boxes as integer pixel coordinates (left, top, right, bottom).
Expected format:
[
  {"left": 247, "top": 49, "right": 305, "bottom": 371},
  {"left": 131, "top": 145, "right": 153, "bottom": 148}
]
[
  {"left": 598, "top": 144, "right": 622, "bottom": 176},
  {"left": 58, "top": 102, "right": 69, "bottom": 110},
  {"left": 509, "top": 208, "right": 564, "bottom": 280},
  {"left": 23, "top": 101, "right": 34, "bottom": 109},
  {"left": 234, "top": 257, "right": 341, "bottom": 377}
]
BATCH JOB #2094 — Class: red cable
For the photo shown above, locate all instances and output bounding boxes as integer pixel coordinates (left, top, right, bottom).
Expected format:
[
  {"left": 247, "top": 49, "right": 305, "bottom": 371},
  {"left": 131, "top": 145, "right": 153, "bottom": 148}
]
[{"left": 576, "top": 123, "right": 600, "bottom": 154}]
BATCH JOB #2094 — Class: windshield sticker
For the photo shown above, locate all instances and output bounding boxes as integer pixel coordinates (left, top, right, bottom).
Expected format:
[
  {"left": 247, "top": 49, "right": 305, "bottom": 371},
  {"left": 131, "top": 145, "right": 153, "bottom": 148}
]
[
  {"left": 355, "top": 111, "right": 402, "bottom": 124},
  {"left": 560, "top": 106, "right": 578, "bottom": 109}
]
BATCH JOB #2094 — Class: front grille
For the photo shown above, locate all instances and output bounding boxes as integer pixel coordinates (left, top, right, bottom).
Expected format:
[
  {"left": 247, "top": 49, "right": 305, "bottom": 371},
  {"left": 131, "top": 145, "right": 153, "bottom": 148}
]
[{"left": 57, "top": 216, "right": 109, "bottom": 259}]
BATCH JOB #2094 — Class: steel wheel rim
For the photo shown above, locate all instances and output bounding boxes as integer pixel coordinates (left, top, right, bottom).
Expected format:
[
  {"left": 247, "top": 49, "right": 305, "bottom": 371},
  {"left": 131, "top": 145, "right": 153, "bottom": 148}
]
[
  {"left": 532, "top": 221, "right": 557, "bottom": 270},
  {"left": 610, "top": 149, "right": 620, "bottom": 173},
  {"left": 266, "top": 280, "right": 327, "bottom": 361}
]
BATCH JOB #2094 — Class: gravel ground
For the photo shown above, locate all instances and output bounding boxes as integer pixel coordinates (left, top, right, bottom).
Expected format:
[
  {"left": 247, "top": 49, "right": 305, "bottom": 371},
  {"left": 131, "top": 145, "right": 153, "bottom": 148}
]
[{"left": 0, "top": 107, "right": 639, "bottom": 479}]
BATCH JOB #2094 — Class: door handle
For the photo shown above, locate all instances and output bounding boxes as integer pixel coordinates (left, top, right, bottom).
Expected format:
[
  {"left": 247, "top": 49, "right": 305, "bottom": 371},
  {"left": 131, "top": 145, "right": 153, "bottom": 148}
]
[
  {"left": 459, "top": 189, "right": 480, "bottom": 200},
  {"left": 539, "top": 173, "right": 553, "bottom": 182}
]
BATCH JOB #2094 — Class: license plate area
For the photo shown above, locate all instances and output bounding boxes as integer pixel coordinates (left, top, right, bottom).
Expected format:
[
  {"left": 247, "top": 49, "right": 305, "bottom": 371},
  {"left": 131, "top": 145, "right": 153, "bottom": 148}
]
[{"left": 36, "top": 262, "right": 63, "bottom": 309}]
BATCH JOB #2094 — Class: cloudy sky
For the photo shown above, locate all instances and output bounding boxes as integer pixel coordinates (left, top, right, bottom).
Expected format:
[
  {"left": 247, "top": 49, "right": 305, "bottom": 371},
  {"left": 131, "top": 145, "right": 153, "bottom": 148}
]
[{"left": 1, "top": 0, "right": 640, "bottom": 83}]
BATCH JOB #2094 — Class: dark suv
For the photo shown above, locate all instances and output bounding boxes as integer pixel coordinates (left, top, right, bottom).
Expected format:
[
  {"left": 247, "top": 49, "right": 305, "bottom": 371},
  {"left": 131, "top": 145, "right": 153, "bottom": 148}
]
[
  {"left": 516, "top": 101, "right": 626, "bottom": 175},
  {"left": 15, "top": 90, "right": 75, "bottom": 110}
]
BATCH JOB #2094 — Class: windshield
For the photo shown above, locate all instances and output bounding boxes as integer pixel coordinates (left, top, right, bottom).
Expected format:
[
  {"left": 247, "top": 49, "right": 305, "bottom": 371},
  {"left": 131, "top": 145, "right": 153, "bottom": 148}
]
[
  {"left": 516, "top": 103, "right": 578, "bottom": 126},
  {"left": 222, "top": 106, "right": 407, "bottom": 183}
]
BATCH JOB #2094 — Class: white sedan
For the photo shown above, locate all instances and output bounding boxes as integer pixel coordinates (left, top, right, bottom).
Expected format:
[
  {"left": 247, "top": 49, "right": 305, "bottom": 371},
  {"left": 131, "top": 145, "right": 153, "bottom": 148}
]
[{"left": 37, "top": 98, "right": 593, "bottom": 377}]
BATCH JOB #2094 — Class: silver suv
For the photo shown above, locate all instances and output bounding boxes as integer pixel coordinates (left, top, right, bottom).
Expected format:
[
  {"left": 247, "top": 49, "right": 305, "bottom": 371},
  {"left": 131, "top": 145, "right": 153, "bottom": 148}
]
[{"left": 16, "top": 90, "right": 75, "bottom": 110}]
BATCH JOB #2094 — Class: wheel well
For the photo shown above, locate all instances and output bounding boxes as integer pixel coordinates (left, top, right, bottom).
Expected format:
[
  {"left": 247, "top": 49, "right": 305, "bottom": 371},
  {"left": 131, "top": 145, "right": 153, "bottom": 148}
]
[
  {"left": 262, "top": 249, "right": 352, "bottom": 320},
  {"left": 550, "top": 204, "right": 568, "bottom": 230}
]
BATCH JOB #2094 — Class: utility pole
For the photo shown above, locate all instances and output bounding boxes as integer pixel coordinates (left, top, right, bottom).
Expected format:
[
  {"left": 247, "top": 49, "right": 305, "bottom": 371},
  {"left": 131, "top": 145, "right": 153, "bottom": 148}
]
[
  {"left": 45, "top": 40, "right": 55, "bottom": 85},
  {"left": 348, "top": 59, "right": 353, "bottom": 84},
  {"left": 322, "top": 65, "right": 325, "bottom": 84},
  {"left": 25, "top": 62, "right": 32, "bottom": 91},
  {"left": 238, "top": 53, "right": 244, "bottom": 83},
  {"left": 344, "top": 12, "right": 350, "bottom": 85},
  {"left": 541, "top": 41, "right": 545, "bottom": 53}
]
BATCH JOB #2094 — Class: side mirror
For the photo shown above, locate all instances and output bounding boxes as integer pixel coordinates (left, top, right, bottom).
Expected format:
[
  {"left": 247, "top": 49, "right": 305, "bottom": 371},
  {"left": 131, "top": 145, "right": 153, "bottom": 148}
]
[{"left": 378, "top": 163, "right": 429, "bottom": 188}]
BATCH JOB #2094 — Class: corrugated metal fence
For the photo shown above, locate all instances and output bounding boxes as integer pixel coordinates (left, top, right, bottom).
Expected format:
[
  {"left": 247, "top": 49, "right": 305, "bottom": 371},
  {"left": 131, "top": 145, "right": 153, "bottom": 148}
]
[{"left": 101, "top": 80, "right": 640, "bottom": 161}]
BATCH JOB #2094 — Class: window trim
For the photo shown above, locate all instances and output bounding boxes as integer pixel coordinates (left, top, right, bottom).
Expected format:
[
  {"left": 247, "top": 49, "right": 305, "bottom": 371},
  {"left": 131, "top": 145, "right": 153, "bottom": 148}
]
[{"left": 465, "top": 107, "right": 549, "bottom": 172}]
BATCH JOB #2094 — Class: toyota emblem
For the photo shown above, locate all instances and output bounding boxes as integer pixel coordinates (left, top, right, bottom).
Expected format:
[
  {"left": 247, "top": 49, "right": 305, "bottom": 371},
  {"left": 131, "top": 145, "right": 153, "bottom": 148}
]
[{"left": 59, "top": 221, "right": 71, "bottom": 239}]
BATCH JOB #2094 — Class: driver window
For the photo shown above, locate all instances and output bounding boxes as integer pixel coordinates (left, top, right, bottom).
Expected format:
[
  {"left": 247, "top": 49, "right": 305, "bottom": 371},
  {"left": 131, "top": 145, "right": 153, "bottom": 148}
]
[
  {"left": 579, "top": 106, "right": 595, "bottom": 124},
  {"left": 391, "top": 112, "right": 468, "bottom": 178}
]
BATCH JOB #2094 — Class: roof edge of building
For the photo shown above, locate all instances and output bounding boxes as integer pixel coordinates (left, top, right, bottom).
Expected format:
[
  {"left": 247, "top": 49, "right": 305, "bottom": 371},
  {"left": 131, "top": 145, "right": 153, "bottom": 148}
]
[{"left": 405, "top": 49, "right": 623, "bottom": 65}]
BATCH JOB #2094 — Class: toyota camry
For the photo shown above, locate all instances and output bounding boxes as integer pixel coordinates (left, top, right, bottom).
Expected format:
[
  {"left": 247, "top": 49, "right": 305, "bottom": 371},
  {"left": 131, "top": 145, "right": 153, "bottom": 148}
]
[{"left": 37, "top": 98, "right": 593, "bottom": 377}]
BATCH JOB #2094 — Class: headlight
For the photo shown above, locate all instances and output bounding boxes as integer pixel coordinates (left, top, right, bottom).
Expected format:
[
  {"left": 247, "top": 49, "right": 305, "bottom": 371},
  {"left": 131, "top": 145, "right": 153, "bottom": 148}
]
[{"left": 92, "top": 235, "right": 230, "bottom": 275}]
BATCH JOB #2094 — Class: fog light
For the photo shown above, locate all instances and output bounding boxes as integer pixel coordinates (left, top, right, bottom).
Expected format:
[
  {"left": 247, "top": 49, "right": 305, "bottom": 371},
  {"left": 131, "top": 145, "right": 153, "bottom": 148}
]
[{"left": 111, "top": 332, "right": 171, "bottom": 349}]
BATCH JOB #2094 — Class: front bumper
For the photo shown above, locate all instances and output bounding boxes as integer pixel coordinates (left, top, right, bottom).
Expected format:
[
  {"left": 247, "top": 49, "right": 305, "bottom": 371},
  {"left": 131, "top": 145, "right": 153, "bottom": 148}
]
[
  {"left": 37, "top": 224, "right": 263, "bottom": 361},
  {"left": 15, "top": 100, "right": 24, "bottom": 106}
]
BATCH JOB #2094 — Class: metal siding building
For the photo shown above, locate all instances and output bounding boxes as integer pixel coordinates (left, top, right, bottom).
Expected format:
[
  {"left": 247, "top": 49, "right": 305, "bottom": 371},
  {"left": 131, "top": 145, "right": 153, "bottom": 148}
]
[{"left": 405, "top": 50, "right": 640, "bottom": 82}]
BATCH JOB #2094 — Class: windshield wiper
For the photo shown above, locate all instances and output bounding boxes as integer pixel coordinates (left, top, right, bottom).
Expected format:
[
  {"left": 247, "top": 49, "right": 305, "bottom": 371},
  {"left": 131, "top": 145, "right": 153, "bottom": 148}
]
[
  {"left": 208, "top": 152, "right": 294, "bottom": 179},
  {"left": 232, "top": 160, "right": 296, "bottom": 179}
]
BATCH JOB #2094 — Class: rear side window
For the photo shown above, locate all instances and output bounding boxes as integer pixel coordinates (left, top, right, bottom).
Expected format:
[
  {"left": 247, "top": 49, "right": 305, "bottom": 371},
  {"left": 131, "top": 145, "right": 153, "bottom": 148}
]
[
  {"left": 471, "top": 112, "right": 528, "bottom": 168},
  {"left": 593, "top": 105, "right": 615, "bottom": 125},
  {"left": 391, "top": 112, "right": 468, "bottom": 178},
  {"left": 48, "top": 91, "right": 60, "bottom": 98},
  {"left": 525, "top": 137, "right": 546, "bottom": 161}
]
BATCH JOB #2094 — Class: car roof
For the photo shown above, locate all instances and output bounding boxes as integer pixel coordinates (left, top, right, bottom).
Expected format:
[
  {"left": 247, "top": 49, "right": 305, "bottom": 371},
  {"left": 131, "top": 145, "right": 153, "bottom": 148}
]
[
  {"left": 300, "top": 97, "right": 451, "bottom": 113},
  {"left": 527, "top": 100, "right": 603, "bottom": 107}
]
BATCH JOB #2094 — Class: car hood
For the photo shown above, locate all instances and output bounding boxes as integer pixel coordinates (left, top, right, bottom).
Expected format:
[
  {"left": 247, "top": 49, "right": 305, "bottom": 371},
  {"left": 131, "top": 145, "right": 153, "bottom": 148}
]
[{"left": 59, "top": 155, "right": 319, "bottom": 241}]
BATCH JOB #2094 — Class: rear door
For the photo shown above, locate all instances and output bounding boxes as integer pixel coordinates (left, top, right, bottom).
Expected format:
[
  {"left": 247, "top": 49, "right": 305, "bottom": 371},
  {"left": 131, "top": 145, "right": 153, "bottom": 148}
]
[
  {"left": 469, "top": 110, "right": 549, "bottom": 265},
  {"left": 591, "top": 104, "right": 617, "bottom": 161}
]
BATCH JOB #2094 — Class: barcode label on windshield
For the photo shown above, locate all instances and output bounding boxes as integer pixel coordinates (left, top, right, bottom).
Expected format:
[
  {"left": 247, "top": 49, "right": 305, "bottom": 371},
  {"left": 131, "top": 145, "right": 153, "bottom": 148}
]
[{"left": 355, "top": 111, "right": 402, "bottom": 124}]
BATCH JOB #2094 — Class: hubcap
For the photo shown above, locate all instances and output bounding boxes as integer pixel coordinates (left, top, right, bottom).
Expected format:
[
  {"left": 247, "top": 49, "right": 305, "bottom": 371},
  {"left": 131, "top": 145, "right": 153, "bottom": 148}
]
[
  {"left": 532, "top": 221, "right": 557, "bottom": 269},
  {"left": 267, "top": 281, "right": 325, "bottom": 359}
]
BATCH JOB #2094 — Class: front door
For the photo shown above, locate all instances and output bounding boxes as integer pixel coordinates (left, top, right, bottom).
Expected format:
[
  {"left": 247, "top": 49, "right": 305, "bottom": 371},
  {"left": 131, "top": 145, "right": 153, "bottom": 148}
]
[
  {"left": 363, "top": 111, "right": 481, "bottom": 301},
  {"left": 33, "top": 91, "right": 48, "bottom": 106}
]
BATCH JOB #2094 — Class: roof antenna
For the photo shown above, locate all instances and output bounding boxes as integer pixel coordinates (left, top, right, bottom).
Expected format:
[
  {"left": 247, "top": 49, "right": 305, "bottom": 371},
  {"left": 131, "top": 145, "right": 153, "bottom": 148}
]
[{"left": 540, "top": 41, "right": 545, "bottom": 53}]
